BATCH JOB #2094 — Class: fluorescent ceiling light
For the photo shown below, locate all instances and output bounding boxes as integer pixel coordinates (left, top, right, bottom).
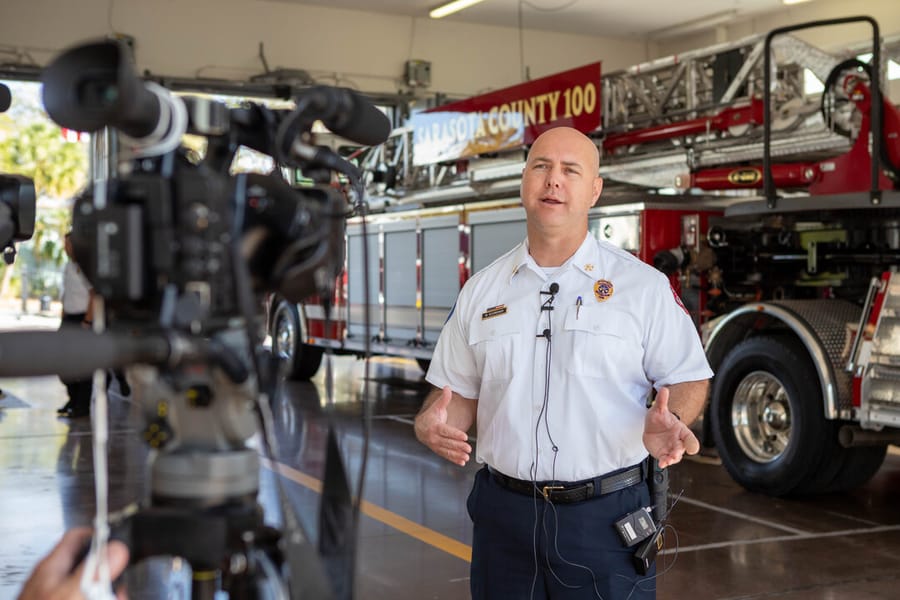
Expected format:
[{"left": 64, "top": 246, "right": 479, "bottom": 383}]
[
  {"left": 430, "top": 0, "right": 486, "bottom": 19},
  {"left": 783, "top": 0, "right": 814, "bottom": 5}
]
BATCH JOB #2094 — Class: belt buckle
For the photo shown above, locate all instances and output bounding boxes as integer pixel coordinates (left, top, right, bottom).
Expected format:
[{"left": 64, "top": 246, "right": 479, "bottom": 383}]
[{"left": 541, "top": 485, "right": 564, "bottom": 500}]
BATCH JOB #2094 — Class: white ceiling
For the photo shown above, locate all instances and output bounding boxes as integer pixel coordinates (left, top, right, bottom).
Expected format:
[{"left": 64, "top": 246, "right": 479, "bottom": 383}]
[{"left": 281, "top": 0, "right": 797, "bottom": 38}]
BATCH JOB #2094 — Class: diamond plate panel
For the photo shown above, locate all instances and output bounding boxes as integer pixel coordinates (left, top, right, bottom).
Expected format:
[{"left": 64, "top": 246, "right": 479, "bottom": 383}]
[{"left": 772, "top": 299, "right": 861, "bottom": 412}]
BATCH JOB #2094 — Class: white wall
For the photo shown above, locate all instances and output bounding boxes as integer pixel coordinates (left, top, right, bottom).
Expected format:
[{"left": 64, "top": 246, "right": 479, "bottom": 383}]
[
  {"left": 656, "top": 0, "right": 900, "bottom": 58},
  {"left": 4, "top": 1, "right": 896, "bottom": 102},
  {"left": 0, "top": 0, "right": 648, "bottom": 98}
]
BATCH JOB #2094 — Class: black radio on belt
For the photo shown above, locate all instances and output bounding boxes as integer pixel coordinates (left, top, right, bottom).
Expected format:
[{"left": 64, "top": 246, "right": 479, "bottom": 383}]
[
  {"left": 614, "top": 506, "right": 656, "bottom": 546},
  {"left": 622, "top": 457, "right": 671, "bottom": 576}
]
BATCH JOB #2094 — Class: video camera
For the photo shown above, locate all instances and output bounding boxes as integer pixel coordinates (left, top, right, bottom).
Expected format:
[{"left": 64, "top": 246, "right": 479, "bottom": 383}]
[
  {"left": 1, "top": 38, "right": 390, "bottom": 599},
  {"left": 0, "top": 83, "right": 37, "bottom": 264},
  {"left": 41, "top": 40, "right": 387, "bottom": 331}
]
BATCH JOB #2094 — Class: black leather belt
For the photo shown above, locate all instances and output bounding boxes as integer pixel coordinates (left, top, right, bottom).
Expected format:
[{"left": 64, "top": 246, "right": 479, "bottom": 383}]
[{"left": 488, "top": 463, "right": 645, "bottom": 504}]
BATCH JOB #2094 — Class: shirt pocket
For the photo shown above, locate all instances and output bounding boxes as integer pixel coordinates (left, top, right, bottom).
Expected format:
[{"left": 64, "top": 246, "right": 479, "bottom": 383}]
[
  {"left": 468, "top": 311, "right": 521, "bottom": 383},
  {"left": 562, "top": 305, "right": 642, "bottom": 378}
]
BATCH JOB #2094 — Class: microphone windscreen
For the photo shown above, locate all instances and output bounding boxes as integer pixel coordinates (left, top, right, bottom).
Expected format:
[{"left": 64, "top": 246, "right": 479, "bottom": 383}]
[
  {"left": 305, "top": 87, "right": 391, "bottom": 147},
  {"left": 327, "top": 88, "right": 391, "bottom": 147},
  {"left": 549, "top": 282, "right": 559, "bottom": 294}
]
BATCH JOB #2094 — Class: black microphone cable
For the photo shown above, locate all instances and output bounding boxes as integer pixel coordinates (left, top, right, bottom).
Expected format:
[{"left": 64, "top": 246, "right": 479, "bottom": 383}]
[
  {"left": 533, "top": 281, "right": 561, "bottom": 479},
  {"left": 531, "top": 280, "right": 560, "bottom": 486},
  {"left": 529, "top": 281, "right": 614, "bottom": 600},
  {"left": 529, "top": 280, "right": 566, "bottom": 599}
]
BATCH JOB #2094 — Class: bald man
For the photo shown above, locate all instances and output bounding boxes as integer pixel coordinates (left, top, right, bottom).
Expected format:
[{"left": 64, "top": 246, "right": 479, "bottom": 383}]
[{"left": 415, "top": 127, "right": 711, "bottom": 599}]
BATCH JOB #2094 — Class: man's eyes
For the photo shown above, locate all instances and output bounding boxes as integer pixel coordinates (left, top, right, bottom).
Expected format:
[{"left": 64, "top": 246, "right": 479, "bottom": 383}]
[{"left": 529, "top": 163, "right": 581, "bottom": 175}]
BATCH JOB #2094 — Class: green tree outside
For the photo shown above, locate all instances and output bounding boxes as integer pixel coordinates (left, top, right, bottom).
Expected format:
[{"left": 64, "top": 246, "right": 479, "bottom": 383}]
[{"left": 0, "top": 80, "right": 89, "bottom": 306}]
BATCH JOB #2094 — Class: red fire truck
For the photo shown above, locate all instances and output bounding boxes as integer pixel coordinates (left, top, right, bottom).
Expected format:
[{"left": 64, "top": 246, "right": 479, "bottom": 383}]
[{"left": 268, "top": 17, "right": 900, "bottom": 497}]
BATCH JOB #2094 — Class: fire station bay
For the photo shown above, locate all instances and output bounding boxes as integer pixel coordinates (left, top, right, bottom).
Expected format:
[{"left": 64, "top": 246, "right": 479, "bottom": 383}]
[{"left": 3, "top": 1, "right": 900, "bottom": 599}]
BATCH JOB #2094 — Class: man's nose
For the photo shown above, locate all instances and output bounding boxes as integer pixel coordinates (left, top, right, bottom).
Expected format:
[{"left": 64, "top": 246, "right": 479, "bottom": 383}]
[{"left": 544, "top": 166, "right": 561, "bottom": 187}]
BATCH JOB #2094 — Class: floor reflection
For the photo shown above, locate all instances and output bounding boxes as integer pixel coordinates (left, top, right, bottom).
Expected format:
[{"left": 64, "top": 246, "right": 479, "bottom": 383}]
[{"left": 2, "top": 353, "right": 899, "bottom": 599}]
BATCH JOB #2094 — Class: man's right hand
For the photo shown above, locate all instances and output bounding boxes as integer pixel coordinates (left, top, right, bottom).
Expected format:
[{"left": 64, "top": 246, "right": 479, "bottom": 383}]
[{"left": 414, "top": 385, "right": 472, "bottom": 466}]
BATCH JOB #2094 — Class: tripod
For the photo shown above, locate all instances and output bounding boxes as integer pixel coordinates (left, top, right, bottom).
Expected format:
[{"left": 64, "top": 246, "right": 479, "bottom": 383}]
[{"left": 108, "top": 358, "right": 292, "bottom": 599}]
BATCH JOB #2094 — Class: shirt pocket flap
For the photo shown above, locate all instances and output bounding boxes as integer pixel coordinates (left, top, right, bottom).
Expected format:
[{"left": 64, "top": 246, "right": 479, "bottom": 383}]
[
  {"left": 469, "top": 311, "right": 520, "bottom": 345},
  {"left": 564, "top": 305, "right": 632, "bottom": 338}
]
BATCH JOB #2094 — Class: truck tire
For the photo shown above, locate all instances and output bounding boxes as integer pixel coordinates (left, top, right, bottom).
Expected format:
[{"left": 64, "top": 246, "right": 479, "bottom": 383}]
[
  {"left": 710, "top": 335, "right": 835, "bottom": 496},
  {"left": 271, "top": 300, "right": 323, "bottom": 381},
  {"left": 821, "top": 444, "right": 886, "bottom": 493}
]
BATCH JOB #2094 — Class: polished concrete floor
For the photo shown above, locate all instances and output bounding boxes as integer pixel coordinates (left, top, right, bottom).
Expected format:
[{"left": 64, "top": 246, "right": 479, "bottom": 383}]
[{"left": 2, "top": 343, "right": 900, "bottom": 599}]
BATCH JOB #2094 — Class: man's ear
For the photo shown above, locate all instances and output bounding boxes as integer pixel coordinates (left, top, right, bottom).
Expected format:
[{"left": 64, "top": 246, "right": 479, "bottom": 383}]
[{"left": 591, "top": 176, "right": 604, "bottom": 206}]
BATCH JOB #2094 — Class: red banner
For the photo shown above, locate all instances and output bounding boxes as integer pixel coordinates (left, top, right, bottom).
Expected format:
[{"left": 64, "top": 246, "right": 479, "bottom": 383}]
[{"left": 411, "top": 62, "right": 602, "bottom": 166}]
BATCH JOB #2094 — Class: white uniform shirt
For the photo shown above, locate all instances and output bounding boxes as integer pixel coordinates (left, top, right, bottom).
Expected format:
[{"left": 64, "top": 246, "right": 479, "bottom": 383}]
[
  {"left": 62, "top": 261, "right": 92, "bottom": 315},
  {"left": 426, "top": 233, "right": 713, "bottom": 482}
]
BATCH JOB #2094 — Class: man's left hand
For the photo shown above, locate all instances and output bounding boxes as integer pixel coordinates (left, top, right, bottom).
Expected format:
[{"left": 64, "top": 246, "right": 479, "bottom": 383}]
[{"left": 642, "top": 387, "right": 700, "bottom": 469}]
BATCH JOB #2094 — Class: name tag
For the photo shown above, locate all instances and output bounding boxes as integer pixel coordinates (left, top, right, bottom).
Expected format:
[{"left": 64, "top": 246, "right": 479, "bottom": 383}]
[{"left": 481, "top": 304, "right": 507, "bottom": 320}]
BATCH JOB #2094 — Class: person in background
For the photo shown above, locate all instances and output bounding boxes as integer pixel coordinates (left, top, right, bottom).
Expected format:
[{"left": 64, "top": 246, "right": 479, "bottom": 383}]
[
  {"left": 57, "top": 232, "right": 94, "bottom": 418},
  {"left": 414, "top": 126, "right": 712, "bottom": 599}
]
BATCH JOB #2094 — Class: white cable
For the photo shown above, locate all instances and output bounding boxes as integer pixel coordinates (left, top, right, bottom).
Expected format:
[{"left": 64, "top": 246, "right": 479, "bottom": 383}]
[{"left": 81, "top": 301, "right": 116, "bottom": 600}]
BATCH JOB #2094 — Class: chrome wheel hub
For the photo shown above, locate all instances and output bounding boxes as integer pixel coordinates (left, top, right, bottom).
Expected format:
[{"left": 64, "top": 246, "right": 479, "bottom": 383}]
[{"left": 731, "top": 370, "right": 792, "bottom": 463}]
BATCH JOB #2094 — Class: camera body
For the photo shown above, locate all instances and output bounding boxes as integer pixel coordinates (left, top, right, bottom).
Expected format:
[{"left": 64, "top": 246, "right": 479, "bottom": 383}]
[
  {"left": 72, "top": 159, "right": 234, "bottom": 328},
  {"left": 70, "top": 112, "right": 345, "bottom": 335}
]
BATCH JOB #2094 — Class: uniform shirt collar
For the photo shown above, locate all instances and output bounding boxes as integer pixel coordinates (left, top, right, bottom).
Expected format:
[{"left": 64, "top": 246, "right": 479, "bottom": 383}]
[{"left": 508, "top": 232, "right": 598, "bottom": 284}]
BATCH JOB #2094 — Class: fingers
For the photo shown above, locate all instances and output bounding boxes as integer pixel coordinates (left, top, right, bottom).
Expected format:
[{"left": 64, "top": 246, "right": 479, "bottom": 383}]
[
  {"left": 45, "top": 527, "right": 92, "bottom": 576},
  {"left": 436, "top": 421, "right": 469, "bottom": 442},
  {"left": 66, "top": 540, "right": 131, "bottom": 600},
  {"left": 19, "top": 529, "right": 128, "bottom": 600},
  {"left": 428, "top": 430, "right": 470, "bottom": 464},
  {"left": 420, "top": 386, "right": 472, "bottom": 465},
  {"left": 56, "top": 527, "right": 93, "bottom": 559},
  {"left": 436, "top": 432, "right": 472, "bottom": 455},
  {"left": 656, "top": 452, "right": 684, "bottom": 468},
  {"left": 682, "top": 428, "right": 701, "bottom": 456},
  {"left": 438, "top": 445, "right": 470, "bottom": 466},
  {"left": 432, "top": 424, "right": 472, "bottom": 465},
  {"left": 657, "top": 428, "right": 700, "bottom": 467},
  {"left": 107, "top": 541, "right": 130, "bottom": 580},
  {"left": 428, "top": 422, "right": 470, "bottom": 463}
]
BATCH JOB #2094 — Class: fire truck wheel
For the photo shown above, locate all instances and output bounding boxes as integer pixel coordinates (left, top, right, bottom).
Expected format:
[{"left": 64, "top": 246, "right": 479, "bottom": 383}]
[
  {"left": 710, "top": 335, "right": 833, "bottom": 497},
  {"left": 820, "top": 442, "right": 887, "bottom": 494},
  {"left": 271, "top": 300, "right": 323, "bottom": 381}
]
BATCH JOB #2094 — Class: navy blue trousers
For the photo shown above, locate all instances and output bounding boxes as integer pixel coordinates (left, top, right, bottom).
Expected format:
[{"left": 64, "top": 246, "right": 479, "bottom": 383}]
[
  {"left": 59, "top": 312, "right": 92, "bottom": 414},
  {"left": 468, "top": 466, "right": 657, "bottom": 600}
]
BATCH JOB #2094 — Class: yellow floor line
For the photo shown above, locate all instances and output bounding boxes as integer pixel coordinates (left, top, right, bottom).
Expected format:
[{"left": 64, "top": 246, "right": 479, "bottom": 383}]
[{"left": 261, "top": 458, "right": 472, "bottom": 563}]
